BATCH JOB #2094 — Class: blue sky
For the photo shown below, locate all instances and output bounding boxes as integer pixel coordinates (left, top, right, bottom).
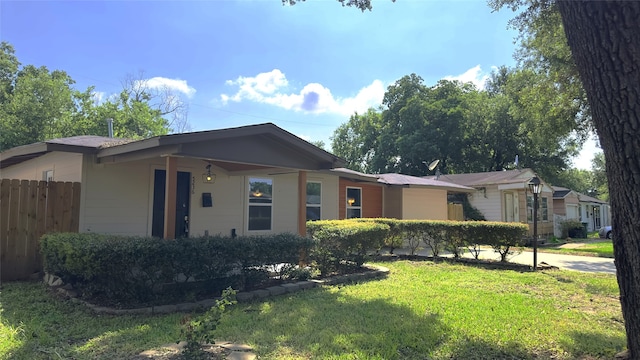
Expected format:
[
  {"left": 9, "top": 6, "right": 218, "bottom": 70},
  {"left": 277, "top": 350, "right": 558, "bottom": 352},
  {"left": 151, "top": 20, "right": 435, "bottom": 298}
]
[{"left": 0, "top": 0, "right": 597, "bottom": 169}]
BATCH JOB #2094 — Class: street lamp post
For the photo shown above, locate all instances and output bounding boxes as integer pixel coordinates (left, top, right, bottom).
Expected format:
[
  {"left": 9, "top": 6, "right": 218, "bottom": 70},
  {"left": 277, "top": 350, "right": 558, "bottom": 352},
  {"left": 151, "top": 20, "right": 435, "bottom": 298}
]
[{"left": 528, "top": 176, "right": 542, "bottom": 271}]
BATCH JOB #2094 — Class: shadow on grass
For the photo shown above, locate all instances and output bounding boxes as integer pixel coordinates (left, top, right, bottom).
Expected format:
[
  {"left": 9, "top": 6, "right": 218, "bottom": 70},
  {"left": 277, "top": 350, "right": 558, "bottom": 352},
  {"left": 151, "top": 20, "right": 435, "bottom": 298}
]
[
  {"left": 372, "top": 253, "right": 533, "bottom": 273},
  {"left": 0, "top": 281, "right": 183, "bottom": 360},
  {"left": 214, "top": 284, "right": 568, "bottom": 359},
  {"left": 445, "top": 336, "right": 533, "bottom": 360},
  {"left": 561, "top": 330, "right": 626, "bottom": 358}
]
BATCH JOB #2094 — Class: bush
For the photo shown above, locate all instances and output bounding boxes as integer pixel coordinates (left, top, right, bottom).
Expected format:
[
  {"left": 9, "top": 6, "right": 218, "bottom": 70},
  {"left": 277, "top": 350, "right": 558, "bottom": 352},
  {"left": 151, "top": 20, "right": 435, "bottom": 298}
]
[
  {"left": 351, "top": 218, "right": 405, "bottom": 253},
  {"left": 307, "top": 219, "right": 529, "bottom": 264},
  {"left": 307, "top": 220, "right": 389, "bottom": 275},
  {"left": 41, "top": 232, "right": 310, "bottom": 306},
  {"left": 467, "top": 222, "right": 528, "bottom": 262},
  {"left": 560, "top": 219, "right": 586, "bottom": 239}
]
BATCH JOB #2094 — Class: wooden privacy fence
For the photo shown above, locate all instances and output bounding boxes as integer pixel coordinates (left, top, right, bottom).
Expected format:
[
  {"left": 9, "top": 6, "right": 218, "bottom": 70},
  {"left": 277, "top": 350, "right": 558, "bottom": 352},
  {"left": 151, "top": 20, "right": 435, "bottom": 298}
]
[
  {"left": 0, "top": 179, "right": 81, "bottom": 282},
  {"left": 447, "top": 203, "right": 464, "bottom": 221}
]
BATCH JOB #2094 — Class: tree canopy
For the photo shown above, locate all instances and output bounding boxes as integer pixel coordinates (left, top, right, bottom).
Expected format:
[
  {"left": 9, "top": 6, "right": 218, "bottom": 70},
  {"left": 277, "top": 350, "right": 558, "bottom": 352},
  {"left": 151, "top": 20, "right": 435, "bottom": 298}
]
[
  {"left": 0, "top": 42, "right": 189, "bottom": 151},
  {"left": 331, "top": 69, "right": 585, "bottom": 183}
]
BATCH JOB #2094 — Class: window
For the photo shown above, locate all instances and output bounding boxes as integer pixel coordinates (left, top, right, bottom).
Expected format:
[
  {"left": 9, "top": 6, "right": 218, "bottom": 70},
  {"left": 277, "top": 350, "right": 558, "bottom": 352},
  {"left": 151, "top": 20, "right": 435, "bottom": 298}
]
[
  {"left": 527, "top": 195, "right": 549, "bottom": 221},
  {"left": 248, "top": 178, "right": 272, "bottom": 231},
  {"left": 43, "top": 170, "right": 54, "bottom": 182},
  {"left": 541, "top": 197, "right": 548, "bottom": 221},
  {"left": 306, "top": 181, "right": 321, "bottom": 221},
  {"left": 346, "top": 187, "right": 362, "bottom": 219}
]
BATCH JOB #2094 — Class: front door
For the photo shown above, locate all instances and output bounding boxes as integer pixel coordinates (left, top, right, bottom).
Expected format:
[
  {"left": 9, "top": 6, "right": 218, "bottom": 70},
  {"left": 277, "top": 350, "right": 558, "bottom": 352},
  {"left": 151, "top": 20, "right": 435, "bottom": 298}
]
[
  {"left": 152, "top": 169, "right": 191, "bottom": 238},
  {"left": 504, "top": 192, "right": 517, "bottom": 222}
]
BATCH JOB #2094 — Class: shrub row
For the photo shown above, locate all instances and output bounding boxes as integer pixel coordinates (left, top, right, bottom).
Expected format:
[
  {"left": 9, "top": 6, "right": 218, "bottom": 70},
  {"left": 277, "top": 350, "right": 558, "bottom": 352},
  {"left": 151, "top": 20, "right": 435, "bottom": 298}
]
[
  {"left": 307, "top": 219, "right": 529, "bottom": 263},
  {"left": 40, "top": 232, "right": 311, "bottom": 305},
  {"left": 306, "top": 220, "right": 389, "bottom": 275}
]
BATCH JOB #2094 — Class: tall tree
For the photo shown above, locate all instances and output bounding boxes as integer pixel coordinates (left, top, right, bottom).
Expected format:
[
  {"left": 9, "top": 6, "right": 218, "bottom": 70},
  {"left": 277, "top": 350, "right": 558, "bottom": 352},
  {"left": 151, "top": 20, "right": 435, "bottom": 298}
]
[
  {"left": 590, "top": 152, "right": 608, "bottom": 201},
  {"left": 331, "top": 108, "right": 382, "bottom": 173},
  {"left": 0, "top": 41, "right": 189, "bottom": 150},
  {"left": 555, "top": 3, "right": 640, "bottom": 356}
]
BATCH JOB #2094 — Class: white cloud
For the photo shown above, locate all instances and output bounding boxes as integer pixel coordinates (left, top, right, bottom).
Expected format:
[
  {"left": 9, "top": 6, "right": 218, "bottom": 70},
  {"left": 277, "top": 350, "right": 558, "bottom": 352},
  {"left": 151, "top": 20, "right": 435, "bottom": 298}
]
[
  {"left": 444, "top": 65, "right": 490, "bottom": 89},
  {"left": 91, "top": 91, "right": 106, "bottom": 104},
  {"left": 221, "top": 69, "right": 384, "bottom": 115},
  {"left": 141, "top": 77, "right": 196, "bottom": 98}
]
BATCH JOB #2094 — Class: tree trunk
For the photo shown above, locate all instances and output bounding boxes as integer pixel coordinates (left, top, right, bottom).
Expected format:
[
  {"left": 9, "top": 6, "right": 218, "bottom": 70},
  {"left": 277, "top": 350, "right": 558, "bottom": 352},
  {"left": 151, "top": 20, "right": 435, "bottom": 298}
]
[{"left": 556, "top": 1, "right": 640, "bottom": 356}]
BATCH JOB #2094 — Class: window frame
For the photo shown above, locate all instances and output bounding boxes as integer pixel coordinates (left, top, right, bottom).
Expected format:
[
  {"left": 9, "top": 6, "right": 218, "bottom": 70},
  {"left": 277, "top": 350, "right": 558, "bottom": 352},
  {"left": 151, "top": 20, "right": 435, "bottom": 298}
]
[
  {"left": 541, "top": 197, "right": 549, "bottom": 221},
  {"left": 247, "top": 177, "right": 273, "bottom": 231},
  {"left": 527, "top": 195, "right": 549, "bottom": 222},
  {"left": 306, "top": 181, "right": 322, "bottom": 221},
  {"left": 43, "top": 169, "right": 54, "bottom": 182},
  {"left": 346, "top": 186, "right": 362, "bottom": 219}
]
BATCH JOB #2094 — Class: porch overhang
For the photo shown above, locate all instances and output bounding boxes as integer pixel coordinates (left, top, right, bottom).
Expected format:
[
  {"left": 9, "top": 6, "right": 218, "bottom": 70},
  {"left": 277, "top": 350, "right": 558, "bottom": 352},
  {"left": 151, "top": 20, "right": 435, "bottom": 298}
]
[{"left": 96, "top": 123, "right": 344, "bottom": 172}]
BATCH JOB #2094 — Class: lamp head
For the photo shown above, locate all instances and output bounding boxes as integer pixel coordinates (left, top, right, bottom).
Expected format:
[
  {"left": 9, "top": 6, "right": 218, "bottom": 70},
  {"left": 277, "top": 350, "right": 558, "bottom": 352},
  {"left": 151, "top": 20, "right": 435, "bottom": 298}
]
[{"left": 528, "top": 176, "right": 542, "bottom": 194}]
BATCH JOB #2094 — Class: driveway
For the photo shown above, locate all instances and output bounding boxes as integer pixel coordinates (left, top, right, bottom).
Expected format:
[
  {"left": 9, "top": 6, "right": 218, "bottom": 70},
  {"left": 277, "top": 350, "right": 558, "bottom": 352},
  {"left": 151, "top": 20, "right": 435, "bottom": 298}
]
[
  {"left": 502, "top": 250, "right": 616, "bottom": 274},
  {"left": 391, "top": 246, "right": 617, "bottom": 274}
]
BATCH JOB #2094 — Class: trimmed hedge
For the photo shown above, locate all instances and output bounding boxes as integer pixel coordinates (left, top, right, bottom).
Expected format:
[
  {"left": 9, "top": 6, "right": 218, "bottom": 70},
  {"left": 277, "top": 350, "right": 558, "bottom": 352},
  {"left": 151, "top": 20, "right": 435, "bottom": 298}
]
[
  {"left": 41, "top": 232, "right": 311, "bottom": 305},
  {"left": 307, "top": 218, "right": 528, "bottom": 263},
  {"left": 306, "top": 220, "right": 389, "bottom": 275}
]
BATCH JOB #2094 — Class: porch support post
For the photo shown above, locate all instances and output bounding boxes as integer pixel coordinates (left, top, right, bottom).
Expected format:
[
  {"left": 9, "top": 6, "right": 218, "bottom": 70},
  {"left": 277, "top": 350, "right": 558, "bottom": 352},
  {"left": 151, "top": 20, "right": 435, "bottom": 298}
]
[
  {"left": 163, "top": 156, "right": 177, "bottom": 239},
  {"left": 297, "top": 170, "right": 307, "bottom": 237}
]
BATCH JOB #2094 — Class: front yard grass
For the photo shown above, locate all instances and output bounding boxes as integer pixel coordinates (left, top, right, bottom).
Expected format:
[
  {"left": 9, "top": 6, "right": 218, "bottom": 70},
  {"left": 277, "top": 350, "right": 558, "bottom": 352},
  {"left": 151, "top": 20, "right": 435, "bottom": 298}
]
[
  {"left": 1, "top": 261, "right": 625, "bottom": 359},
  {"left": 540, "top": 240, "right": 614, "bottom": 258}
]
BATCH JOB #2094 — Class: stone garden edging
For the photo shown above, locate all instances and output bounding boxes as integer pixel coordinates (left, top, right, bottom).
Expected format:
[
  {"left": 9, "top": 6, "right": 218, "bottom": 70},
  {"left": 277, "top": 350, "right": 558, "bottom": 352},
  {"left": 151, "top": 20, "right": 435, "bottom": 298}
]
[{"left": 43, "top": 264, "right": 390, "bottom": 315}]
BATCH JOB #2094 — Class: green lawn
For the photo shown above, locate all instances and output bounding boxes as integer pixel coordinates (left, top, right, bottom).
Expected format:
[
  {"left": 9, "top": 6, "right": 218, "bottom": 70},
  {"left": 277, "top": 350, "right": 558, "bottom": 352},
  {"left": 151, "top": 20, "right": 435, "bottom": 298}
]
[
  {"left": 1, "top": 261, "right": 625, "bottom": 359},
  {"left": 540, "top": 240, "right": 614, "bottom": 258}
]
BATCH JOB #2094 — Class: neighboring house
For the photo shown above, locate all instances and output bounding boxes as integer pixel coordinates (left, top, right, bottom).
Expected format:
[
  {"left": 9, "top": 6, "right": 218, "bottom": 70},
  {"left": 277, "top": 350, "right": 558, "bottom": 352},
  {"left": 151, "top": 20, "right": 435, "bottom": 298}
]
[
  {"left": 430, "top": 169, "right": 554, "bottom": 237},
  {"left": 330, "top": 168, "right": 474, "bottom": 221},
  {"left": 551, "top": 186, "right": 611, "bottom": 235},
  {"left": 577, "top": 192, "right": 611, "bottom": 232},
  {"left": 0, "top": 123, "right": 345, "bottom": 239},
  {"left": 552, "top": 186, "right": 581, "bottom": 237}
]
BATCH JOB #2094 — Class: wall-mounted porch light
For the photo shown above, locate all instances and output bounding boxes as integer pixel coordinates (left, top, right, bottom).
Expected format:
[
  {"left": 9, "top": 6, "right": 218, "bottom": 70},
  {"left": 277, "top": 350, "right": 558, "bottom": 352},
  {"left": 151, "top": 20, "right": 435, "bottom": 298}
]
[{"left": 202, "top": 164, "right": 216, "bottom": 184}]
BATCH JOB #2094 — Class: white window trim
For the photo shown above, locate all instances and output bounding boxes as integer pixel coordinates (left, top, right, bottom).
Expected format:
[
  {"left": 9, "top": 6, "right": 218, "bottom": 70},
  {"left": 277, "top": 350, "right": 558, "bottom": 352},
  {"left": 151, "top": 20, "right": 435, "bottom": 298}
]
[
  {"left": 306, "top": 181, "right": 322, "bottom": 221},
  {"left": 346, "top": 186, "right": 362, "bottom": 219},
  {"left": 247, "top": 177, "right": 273, "bottom": 232},
  {"left": 43, "top": 169, "right": 54, "bottom": 182}
]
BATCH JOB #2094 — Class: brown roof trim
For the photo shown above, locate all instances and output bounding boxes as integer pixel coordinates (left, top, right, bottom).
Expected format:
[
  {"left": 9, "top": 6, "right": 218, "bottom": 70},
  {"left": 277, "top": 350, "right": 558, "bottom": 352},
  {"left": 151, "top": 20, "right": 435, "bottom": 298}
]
[
  {"left": 0, "top": 137, "right": 110, "bottom": 169},
  {"left": 96, "top": 123, "right": 344, "bottom": 168}
]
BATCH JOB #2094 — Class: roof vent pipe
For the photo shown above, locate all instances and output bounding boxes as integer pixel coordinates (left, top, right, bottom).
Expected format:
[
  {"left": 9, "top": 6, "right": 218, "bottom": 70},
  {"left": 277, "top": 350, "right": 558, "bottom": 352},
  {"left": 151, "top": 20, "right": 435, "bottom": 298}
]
[{"left": 106, "top": 118, "right": 114, "bottom": 138}]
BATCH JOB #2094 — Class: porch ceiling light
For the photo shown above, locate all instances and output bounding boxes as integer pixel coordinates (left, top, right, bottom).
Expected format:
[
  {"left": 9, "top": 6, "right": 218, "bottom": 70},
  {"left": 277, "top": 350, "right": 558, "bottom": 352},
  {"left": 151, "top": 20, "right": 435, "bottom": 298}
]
[
  {"left": 528, "top": 176, "right": 542, "bottom": 194},
  {"left": 203, "top": 164, "right": 216, "bottom": 184}
]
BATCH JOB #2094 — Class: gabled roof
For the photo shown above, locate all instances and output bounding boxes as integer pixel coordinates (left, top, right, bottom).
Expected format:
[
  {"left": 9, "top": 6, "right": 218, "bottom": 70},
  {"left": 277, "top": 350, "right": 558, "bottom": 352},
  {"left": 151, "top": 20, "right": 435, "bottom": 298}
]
[
  {"left": 329, "top": 168, "right": 474, "bottom": 192},
  {"left": 377, "top": 173, "right": 474, "bottom": 192},
  {"left": 329, "top": 168, "right": 379, "bottom": 182},
  {"left": 552, "top": 186, "right": 607, "bottom": 204},
  {"left": 427, "top": 169, "right": 536, "bottom": 187},
  {"left": 552, "top": 186, "right": 574, "bottom": 199},
  {"left": 0, "top": 123, "right": 346, "bottom": 172},
  {"left": 577, "top": 192, "right": 607, "bottom": 204},
  {"left": 0, "top": 135, "right": 122, "bottom": 169}
]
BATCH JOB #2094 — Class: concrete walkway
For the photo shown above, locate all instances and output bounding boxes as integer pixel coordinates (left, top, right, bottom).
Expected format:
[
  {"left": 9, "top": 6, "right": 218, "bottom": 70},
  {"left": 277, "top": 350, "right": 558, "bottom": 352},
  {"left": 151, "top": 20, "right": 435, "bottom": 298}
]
[{"left": 391, "top": 247, "right": 616, "bottom": 274}]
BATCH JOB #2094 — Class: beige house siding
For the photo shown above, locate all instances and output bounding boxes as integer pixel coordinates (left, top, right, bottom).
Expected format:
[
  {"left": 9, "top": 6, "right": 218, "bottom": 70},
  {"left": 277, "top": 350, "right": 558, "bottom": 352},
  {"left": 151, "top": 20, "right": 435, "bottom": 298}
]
[
  {"left": 468, "top": 185, "right": 502, "bottom": 221},
  {"left": 80, "top": 156, "right": 152, "bottom": 235},
  {"left": 383, "top": 187, "right": 403, "bottom": 219},
  {"left": 80, "top": 156, "right": 337, "bottom": 237},
  {"left": 401, "top": 188, "right": 448, "bottom": 220},
  {"left": 520, "top": 189, "right": 555, "bottom": 237},
  {"left": 0, "top": 152, "right": 83, "bottom": 182},
  {"left": 306, "top": 172, "right": 339, "bottom": 220},
  {"left": 553, "top": 198, "right": 567, "bottom": 216}
]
